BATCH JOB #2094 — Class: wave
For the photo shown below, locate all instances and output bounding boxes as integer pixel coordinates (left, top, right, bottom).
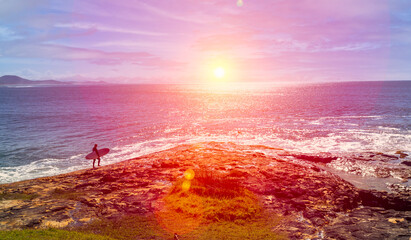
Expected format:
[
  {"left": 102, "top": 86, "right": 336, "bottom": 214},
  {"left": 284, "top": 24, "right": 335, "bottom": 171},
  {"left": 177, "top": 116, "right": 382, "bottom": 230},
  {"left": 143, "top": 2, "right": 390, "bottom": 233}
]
[{"left": 1, "top": 128, "right": 410, "bottom": 184}]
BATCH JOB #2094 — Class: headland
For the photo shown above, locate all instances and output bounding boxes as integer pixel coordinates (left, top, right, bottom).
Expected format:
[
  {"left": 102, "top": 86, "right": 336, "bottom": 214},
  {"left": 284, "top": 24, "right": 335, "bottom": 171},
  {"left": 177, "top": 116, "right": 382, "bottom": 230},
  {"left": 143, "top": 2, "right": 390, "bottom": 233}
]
[{"left": 0, "top": 142, "right": 410, "bottom": 239}]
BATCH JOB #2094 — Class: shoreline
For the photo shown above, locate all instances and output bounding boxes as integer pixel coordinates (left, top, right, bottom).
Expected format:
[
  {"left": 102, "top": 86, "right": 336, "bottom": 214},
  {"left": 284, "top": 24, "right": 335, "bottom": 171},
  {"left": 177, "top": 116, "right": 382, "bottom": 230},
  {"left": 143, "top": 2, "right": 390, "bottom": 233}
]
[
  {"left": 1, "top": 142, "right": 409, "bottom": 190},
  {"left": 1, "top": 142, "right": 410, "bottom": 239}
]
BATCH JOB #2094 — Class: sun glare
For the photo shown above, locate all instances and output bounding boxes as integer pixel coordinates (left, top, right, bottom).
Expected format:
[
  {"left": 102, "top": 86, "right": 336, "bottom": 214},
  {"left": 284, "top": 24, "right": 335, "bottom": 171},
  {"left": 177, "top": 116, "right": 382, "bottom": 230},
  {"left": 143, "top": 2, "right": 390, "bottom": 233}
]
[{"left": 213, "top": 67, "right": 225, "bottom": 79}]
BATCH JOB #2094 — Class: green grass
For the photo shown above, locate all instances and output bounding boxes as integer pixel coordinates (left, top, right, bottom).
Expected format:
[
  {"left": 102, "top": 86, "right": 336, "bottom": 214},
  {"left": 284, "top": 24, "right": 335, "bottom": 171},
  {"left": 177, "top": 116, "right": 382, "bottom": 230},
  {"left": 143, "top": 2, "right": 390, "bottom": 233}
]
[
  {"left": 189, "top": 220, "right": 287, "bottom": 240},
  {"left": 189, "top": 170, "right": 244, "bottom": 198},
  {"left": 0, "top": 192, "right": 39, "bottom": 201},
  {"left": 74, "top": 214, "right": 286, "bottom": 240},
  {"left": 153, "top": 169, "right": 285, "bottom": 238},
  {"left": 0, "top": 229, "right": 115, "bottom": 240},
  {"left": 74, "top": 215, "right": 169, "bottom": 240},
  {"left": 164, "top": 170, "right": 262, "bottom": 222}
]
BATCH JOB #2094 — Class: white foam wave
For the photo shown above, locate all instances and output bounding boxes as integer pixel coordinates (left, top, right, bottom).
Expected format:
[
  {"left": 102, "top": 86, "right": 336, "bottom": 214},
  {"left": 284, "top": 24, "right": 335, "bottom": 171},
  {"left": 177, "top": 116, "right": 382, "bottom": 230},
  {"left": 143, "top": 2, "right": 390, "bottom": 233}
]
[
  {"left": 1, "top": 128, "right": 410, "bottom": 184},
  {"left": 0, "top": 137, "right": 189, "bottom": 184}
]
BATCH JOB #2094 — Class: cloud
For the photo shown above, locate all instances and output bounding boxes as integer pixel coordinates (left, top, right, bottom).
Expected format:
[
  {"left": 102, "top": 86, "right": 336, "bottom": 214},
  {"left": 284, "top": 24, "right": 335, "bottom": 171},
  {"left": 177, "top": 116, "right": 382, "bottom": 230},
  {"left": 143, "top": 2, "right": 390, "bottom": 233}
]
[
  {"left": 1, "top": 43, "right": 184, "bottom": 68},
  {"left": 1, "top": 0, "right": 410, "bottom": 82},
  {"left": 136, "top": 1, "right": 212, "bottom": 24},
  {"left": 0, "top": 26, "right": 22, "bottom": 41},
  {"left": 55, "top": 22, "right": 166, "bottom": 36}
]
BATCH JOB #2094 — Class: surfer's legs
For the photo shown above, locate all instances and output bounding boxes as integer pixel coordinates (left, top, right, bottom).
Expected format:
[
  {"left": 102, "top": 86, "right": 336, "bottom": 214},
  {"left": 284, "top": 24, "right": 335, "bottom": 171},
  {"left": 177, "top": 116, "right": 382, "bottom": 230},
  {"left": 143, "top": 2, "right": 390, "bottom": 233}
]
[
  {"left": 93, "top": 159, "right": 96, "bottom": 168},
  {"left": 98, "top": 157, "right": 101, "bottom": 166}
]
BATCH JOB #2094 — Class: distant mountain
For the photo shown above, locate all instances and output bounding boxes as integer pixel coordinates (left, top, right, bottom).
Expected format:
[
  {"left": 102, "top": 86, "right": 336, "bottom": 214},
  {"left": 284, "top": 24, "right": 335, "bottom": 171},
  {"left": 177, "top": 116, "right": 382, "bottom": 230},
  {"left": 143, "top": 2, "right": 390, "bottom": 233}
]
[
  {"left": 70, "top": 80, "right": 109, "bottom": 85},
  {"left": 0, "top": 75, "right": 112, "bottom": 86},
  {"left": 0, "top": 75, "right": 69, "bottom": 86}
]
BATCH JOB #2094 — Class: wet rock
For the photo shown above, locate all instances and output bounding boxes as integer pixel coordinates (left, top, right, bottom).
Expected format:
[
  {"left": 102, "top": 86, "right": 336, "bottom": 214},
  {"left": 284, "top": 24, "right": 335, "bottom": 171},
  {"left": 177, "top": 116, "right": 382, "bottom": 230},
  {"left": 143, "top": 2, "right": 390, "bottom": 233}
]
[
  {"left": 349, "top": 152, "right": 400, "bottom": 162},
  {"left": 292, "top": 153, "right": 337, "bottom": 163},
  {"left": 359, "top": 189, "right": 411, "bottom": 211},
  {"left": 376, "top": 152, "right": 399, "bottom": 159},
  {"left": 323, "top": 206, "right": 410, "bottom": 240},
  {"left": 388, "top": 183, "right": 410, "bottom": 194},
  {"left": 401, "top": 161, "right": 411, "bottom": 167},
  {"left": 374, "top": 168, "right": 392, "bottom": 178}
]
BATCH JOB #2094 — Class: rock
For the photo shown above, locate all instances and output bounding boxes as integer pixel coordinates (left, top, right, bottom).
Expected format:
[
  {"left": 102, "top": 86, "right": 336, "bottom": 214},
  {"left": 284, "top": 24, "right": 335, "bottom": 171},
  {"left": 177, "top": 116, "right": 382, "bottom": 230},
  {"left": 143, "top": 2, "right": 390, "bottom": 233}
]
[
  {"left": 359, "top": 189, "right": 411, "bottom": 211},
  {"left": 41, "top": 219, "right": 73, "bottom": 228},
  {"left": 395, "top": 151, "right": 409, "bottom": 158},
  {"left": 401, "top": 161, "right": 411, "bottom": 167},
  {"left": 292, "top": 153, "right": 337, "bottom": 163},
  {"left": 227, "top": 169, "right": 249, "bottom": 178},
  {"left": 75, "top": 183, "right": 94, "bottom": 189},
  {"left": 79, "top": 217, "right": 91, "bottom": 222},
  {"left": 101, "top": 187, "right": 113, "bottom": 194},
  {"left": 0, "top": 142, "right": 409, "bottom": 239},
  {"left": 49, "top": 205, "right": 67, "bottom": 212},
  {"left": 311, "top": 166, "right": 321, "bottom": 172},
  {"left": 100, "top": 175, "right": 118, "bottom": 183},
  {"left": 323, "top": 206, "right": 410, "bottom": 240},
  {"left": 388, "top": 218, "right": 404, "bottom": 223},
  {"left": 79, "top": 197, "right": 98, "bottom": 207},
  {"left": 160, "top": 160, "right": 179, "bottom": 168},
  {"left": 289, "top": 199, "right": 306, "bottom": 211},
  {"left": 376, "top": 152, "right": 398, "bottom": 159},
  {"left": 374, "top": 168, "right": 392, "bottom": 178},
  {"left": 252, "top": 152, "right": 265, "bottom": 158},
  {"left": 25, "top": 218, "right": 42, "bottom": 228}
]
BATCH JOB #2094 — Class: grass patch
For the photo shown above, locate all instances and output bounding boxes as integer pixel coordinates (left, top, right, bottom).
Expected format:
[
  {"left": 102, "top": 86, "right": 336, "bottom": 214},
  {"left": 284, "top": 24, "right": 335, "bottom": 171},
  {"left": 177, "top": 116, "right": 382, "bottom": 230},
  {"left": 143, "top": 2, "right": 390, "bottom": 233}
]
[
  {"left": 74, "top": 214, "right": 169, "bottom": 240},
  {"left": 153, "top": 169, "right": 285, "bottom": 237},
  {"left": 165, "top": 170, "right": 262, "bottom": 222},
  {"left": 0, "top": 229, "right": 115, "bottom": 240},
  {"left": 0, "top": 192, "right": 38, "bottom": 201},
  {"left": 189, "top": 170, "right": 245, "bottom": 198},
  {"left": 188, "top": 220, "right": 287, "bottom": 240},
  {"left": 74, "top": 214, "right": 286, "bottom": 240},
  {"left": 51, "top": 188, "right": 84, "bottom": 201}
]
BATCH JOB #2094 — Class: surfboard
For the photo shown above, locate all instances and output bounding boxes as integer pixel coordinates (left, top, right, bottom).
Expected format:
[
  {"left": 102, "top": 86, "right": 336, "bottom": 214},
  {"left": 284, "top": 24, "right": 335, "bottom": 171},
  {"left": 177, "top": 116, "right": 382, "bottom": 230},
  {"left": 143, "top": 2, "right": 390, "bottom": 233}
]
[{"left": 85, "top": 148, "right": 110, "bottom": 160}]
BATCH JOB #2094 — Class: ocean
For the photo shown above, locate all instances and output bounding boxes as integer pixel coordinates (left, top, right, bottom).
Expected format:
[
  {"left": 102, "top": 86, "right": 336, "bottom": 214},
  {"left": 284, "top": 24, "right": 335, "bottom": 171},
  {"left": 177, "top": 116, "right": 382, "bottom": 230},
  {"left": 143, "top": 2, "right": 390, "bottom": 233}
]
[{"left": 0, "top": 81, "right": 410, "bottom": 185}]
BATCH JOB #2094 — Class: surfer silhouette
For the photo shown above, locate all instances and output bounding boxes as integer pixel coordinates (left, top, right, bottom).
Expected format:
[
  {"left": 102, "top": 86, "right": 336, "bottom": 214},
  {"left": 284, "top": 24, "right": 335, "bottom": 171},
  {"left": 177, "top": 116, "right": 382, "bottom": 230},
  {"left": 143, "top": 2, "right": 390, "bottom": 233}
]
[{"left": 92, "top": 144, "right": 101, "bottom": 168}]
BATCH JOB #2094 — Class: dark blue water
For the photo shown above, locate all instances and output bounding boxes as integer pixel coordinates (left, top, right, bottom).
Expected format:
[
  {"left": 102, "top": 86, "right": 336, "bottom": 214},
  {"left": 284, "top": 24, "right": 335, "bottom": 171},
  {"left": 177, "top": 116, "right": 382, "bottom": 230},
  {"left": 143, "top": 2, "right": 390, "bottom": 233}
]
[{"left": 0, "top": 81, "right": 410, "bottom": 183}]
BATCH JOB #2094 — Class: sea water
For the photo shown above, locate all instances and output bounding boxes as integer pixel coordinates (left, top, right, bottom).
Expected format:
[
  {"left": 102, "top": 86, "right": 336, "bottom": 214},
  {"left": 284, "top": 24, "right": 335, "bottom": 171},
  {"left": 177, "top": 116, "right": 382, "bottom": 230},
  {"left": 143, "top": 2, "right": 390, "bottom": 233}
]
[{"left": 0, "top": 81, "right": 410, "bottom": 184}]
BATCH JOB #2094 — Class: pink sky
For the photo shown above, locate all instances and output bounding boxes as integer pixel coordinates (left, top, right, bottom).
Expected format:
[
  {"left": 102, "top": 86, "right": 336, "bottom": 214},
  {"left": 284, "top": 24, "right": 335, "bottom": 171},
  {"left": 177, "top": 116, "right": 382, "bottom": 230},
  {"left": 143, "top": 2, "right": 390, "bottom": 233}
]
[{"left": 1, "top": 0, "right": 410, "bottom": 83}]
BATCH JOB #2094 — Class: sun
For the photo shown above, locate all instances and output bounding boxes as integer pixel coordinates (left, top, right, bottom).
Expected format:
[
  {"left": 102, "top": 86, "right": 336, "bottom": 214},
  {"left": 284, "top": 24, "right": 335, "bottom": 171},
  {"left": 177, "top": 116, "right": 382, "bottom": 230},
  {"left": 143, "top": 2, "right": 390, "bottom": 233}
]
[{"left": 213, "top": 67, "right": 225, "bottom": 79}]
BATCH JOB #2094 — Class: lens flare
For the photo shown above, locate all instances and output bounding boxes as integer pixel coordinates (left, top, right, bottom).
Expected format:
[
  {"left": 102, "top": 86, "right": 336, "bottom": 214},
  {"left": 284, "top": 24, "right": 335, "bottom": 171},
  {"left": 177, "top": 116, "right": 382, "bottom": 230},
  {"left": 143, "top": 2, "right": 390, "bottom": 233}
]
[
  {"left": 184, "top": 168, "right": 195, "bottom": 180},
  {"left": 154, "top": 194, "right": 203, "bottom": 235},
  {"left": 182, "top": 180, "right": 191, "bottom": 191},
  {"left": 237, "top": 0, "right": 243, "bottom": 7}
]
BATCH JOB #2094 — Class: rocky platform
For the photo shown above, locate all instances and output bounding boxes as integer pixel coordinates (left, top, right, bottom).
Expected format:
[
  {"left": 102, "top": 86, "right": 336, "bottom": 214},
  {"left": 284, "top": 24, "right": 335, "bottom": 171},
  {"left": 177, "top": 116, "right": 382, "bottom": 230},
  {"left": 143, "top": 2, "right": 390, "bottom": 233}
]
[{"left": 0, "top": 142, "right": 410, "bottom": 239}]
